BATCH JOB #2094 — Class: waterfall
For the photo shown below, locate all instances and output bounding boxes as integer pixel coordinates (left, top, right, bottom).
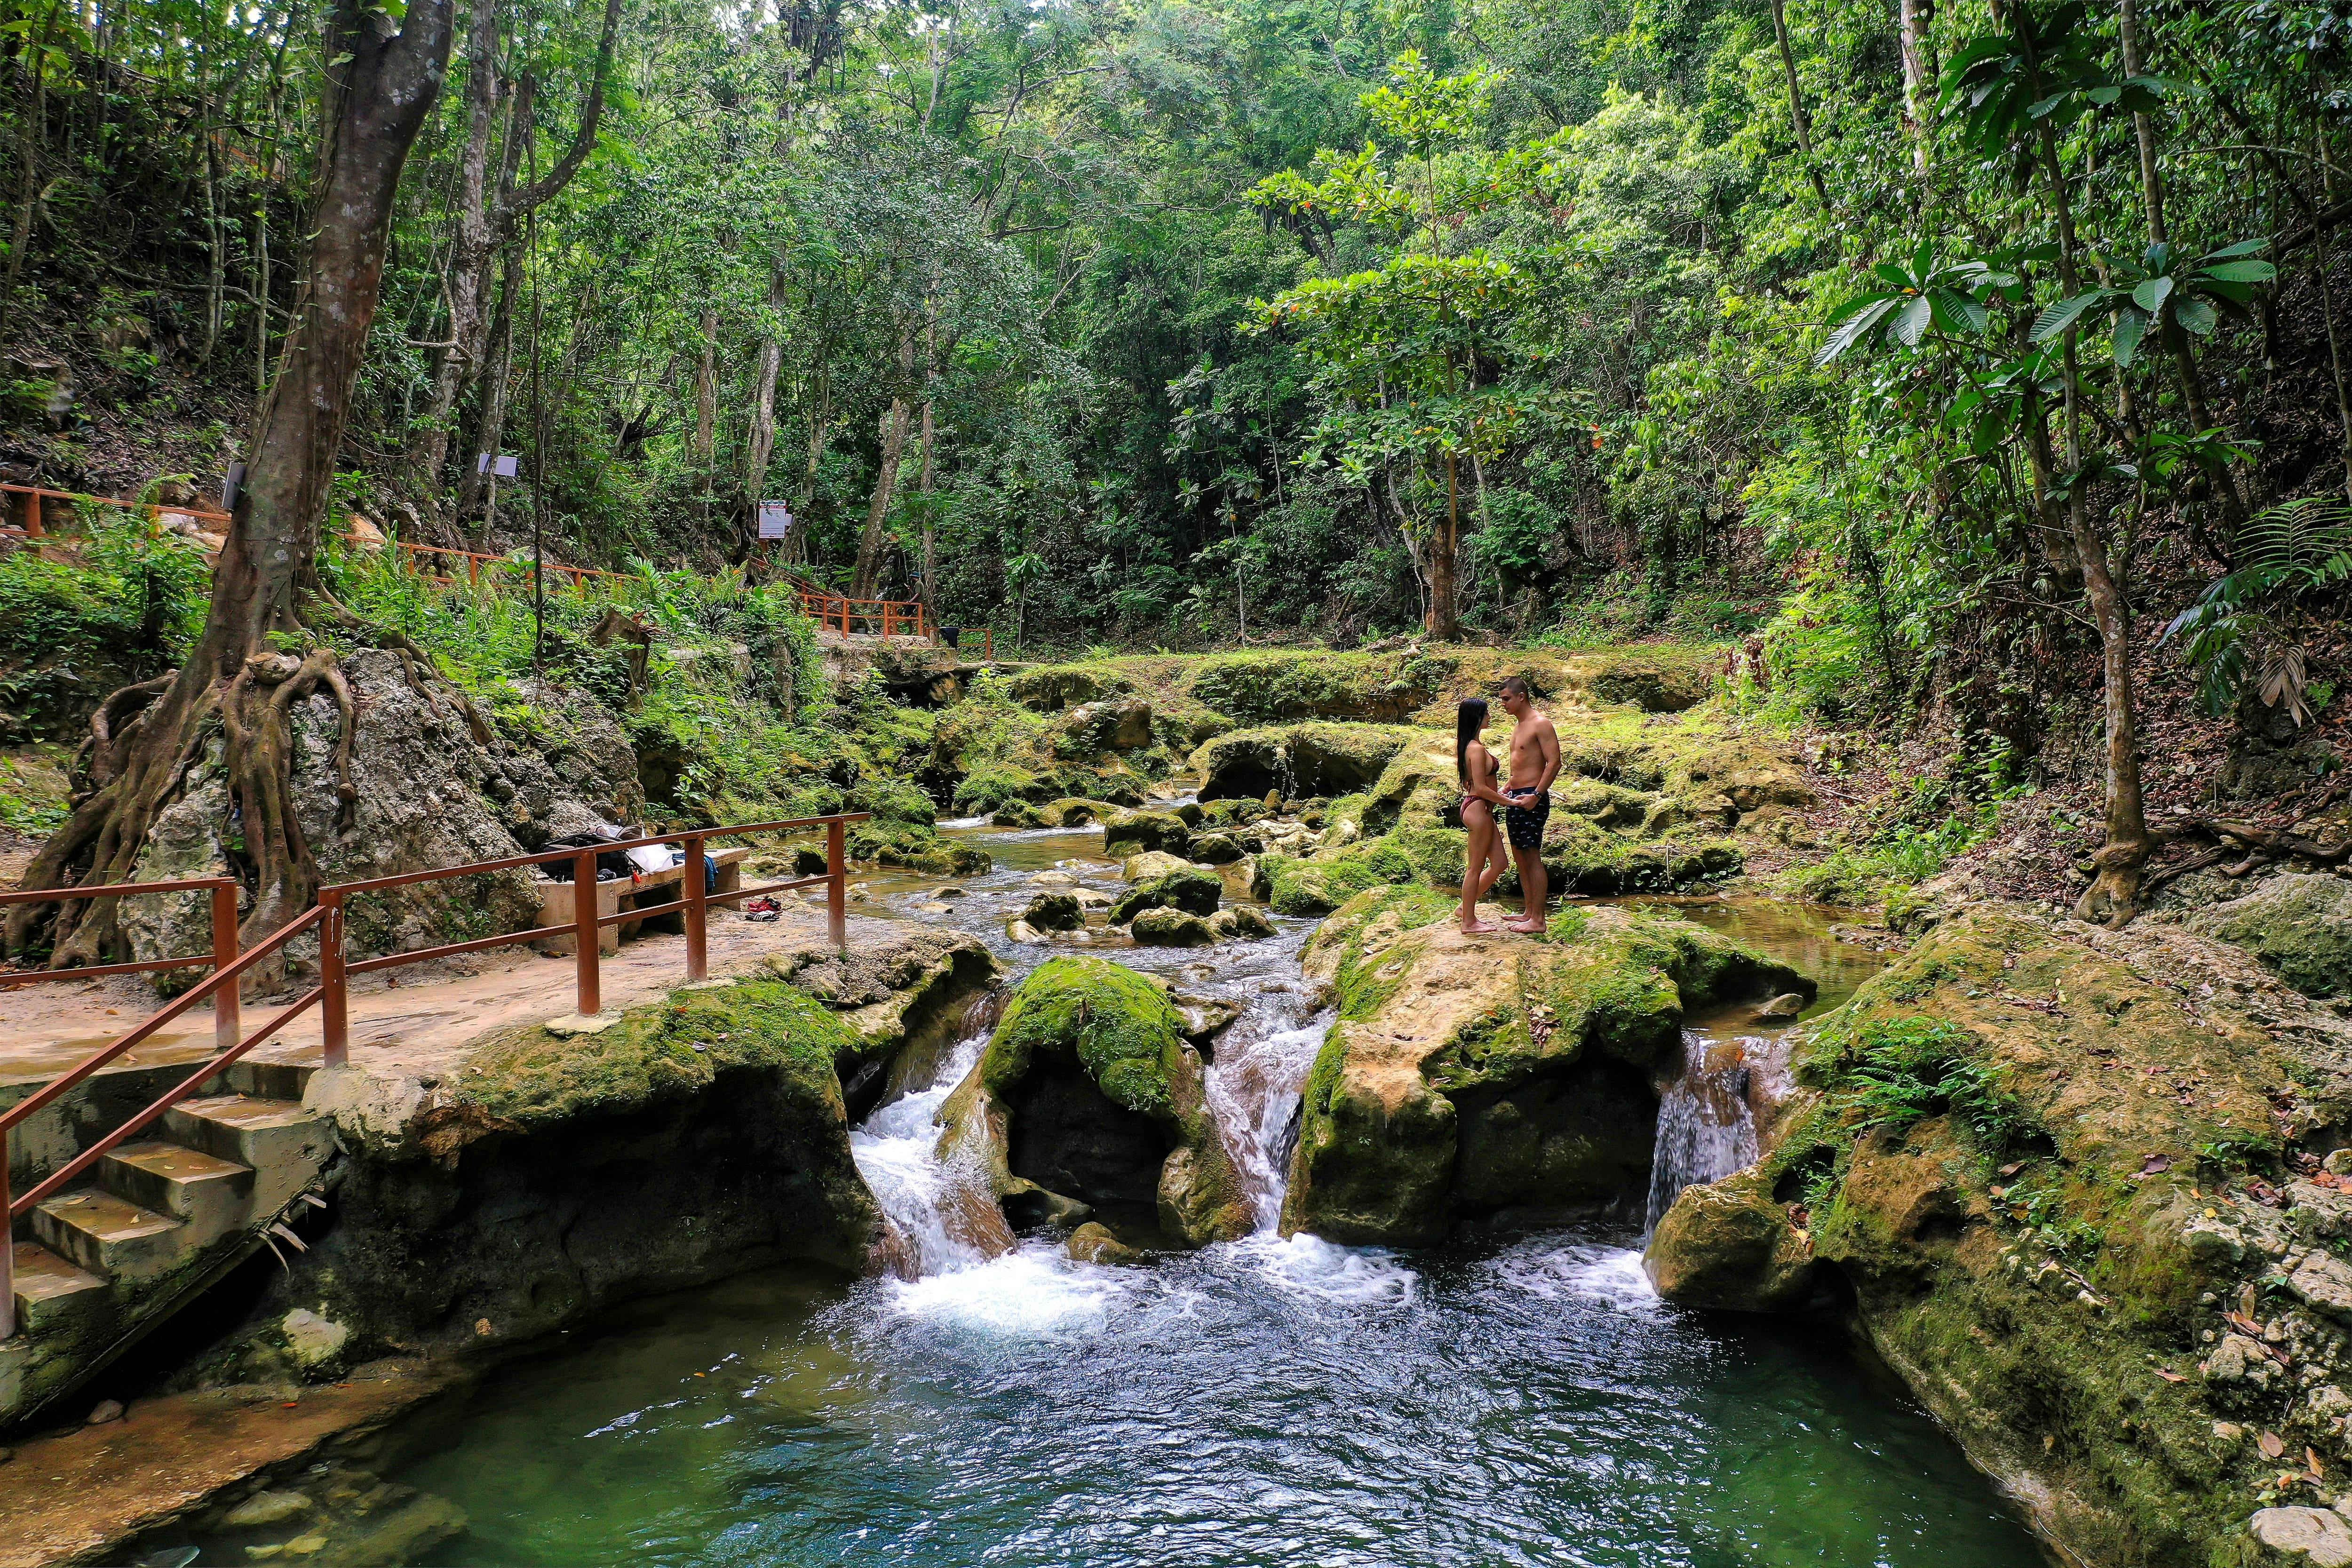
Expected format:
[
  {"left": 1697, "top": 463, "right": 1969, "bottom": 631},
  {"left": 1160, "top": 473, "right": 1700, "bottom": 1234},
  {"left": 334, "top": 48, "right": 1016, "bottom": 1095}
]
[
  {"left": 850, "top": 1030, "right": 995, "bottom": 1276},
  {"left": 1643, "top": 1028, "right": 1761, "bottom": 1237},
  {"left": 1203, "top": 1003, "right": 1333, "bottom": 1231}
]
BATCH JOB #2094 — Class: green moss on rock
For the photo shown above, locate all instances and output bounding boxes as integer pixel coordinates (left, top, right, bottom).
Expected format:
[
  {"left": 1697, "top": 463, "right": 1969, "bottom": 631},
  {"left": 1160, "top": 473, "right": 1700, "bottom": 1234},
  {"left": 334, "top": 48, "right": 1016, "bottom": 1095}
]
[
  {"left": 939, "top": 956, "right": 1252, "bottom": 1247},
  {"left": 1110, "top": 868, "right": 1223, "bottom": 923},
  {"left": 1281, "top": 899, "right": 1805, "bottom": 1245}
]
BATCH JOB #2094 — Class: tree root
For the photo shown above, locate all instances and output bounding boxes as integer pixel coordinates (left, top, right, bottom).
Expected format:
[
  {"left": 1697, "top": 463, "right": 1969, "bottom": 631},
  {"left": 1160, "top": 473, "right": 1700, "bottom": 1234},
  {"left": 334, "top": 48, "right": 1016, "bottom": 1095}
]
[{"left": 5, "top": 645, "right": 358, "bottom": 974}]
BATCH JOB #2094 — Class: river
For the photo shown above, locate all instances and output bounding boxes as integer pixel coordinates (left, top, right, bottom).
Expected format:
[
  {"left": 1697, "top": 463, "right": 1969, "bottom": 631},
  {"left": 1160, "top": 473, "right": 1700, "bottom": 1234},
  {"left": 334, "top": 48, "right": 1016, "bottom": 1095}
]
[{"left": 383, "top": 820, "right": 2051, "bottom": 1566}]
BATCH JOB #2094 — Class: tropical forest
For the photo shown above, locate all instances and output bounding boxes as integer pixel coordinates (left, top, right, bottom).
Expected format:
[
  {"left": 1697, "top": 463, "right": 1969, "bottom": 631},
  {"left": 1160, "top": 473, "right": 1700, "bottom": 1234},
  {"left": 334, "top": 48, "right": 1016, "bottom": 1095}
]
[{"left": 1, "top": 0, "right": 2351, "bottom": 1561}]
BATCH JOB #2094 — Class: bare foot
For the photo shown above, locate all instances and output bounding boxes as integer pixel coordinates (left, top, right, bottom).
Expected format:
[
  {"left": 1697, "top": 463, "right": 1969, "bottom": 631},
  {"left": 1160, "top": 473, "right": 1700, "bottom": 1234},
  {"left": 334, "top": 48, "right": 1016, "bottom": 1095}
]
[
  {"left": 1506, "top": 918, "right": 1545, "bottom": 933},
  {"left": 1461, "top": 920, "right": 1499, "bottom": 934}
]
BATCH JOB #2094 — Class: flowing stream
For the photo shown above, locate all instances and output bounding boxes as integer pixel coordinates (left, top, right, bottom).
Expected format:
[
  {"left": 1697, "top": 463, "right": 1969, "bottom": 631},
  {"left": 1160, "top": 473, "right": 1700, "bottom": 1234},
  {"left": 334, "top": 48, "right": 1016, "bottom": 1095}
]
[{"left": 380, "top": 824, "right": 2050, "bottom": 1566}]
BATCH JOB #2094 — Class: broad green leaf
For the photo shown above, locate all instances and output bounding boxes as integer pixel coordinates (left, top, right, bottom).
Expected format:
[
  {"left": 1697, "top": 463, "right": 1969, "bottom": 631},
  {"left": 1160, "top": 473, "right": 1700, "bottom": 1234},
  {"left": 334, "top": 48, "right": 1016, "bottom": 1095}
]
[
  {"left": 1892, "top": 294, "right": 1932, "bottom": 346},
  {"left": 2201, "top": 260, "right": 2276, "bottom": 284},
  {"left": 2111, "top": 308, "right": 2148, "bottom": 367},
  {"left": 2131, "top": 276, "right": 2173, "bottom": 314},
  {"left": 2029, "top": 291, "right": 2103, "bottom": 342},
  {"left": 2174, "top": 295, "right": 2218, "bottom": 334}
]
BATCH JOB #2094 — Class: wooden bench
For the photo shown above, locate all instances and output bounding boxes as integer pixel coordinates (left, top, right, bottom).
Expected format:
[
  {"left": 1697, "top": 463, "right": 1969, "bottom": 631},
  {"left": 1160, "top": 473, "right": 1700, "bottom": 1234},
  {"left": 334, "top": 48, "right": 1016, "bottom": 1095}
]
[{"left": 530, "top": 844, "right": 757, "bottom": 957}]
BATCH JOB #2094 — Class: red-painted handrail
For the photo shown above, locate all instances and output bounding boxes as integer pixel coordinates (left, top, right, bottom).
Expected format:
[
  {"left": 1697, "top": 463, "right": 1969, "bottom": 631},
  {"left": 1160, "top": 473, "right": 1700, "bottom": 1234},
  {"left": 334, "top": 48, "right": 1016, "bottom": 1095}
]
[{"left": 0, "top": 811, "right": 871, "bottom": 1340}]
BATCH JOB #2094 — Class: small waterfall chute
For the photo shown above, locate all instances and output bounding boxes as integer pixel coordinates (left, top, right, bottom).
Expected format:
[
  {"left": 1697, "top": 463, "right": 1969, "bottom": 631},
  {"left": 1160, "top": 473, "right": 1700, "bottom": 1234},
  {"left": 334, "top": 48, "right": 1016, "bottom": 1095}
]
[{"left": 1644, "top": 1028, "right": 1761, "bottom": 1237}]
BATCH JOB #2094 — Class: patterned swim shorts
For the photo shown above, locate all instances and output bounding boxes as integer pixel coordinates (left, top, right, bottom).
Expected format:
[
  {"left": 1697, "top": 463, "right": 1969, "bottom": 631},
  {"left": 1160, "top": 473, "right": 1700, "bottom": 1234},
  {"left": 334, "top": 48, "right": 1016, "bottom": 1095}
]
[{"left": 1502, "top": 789, "right": 1549, "bottom": 851}]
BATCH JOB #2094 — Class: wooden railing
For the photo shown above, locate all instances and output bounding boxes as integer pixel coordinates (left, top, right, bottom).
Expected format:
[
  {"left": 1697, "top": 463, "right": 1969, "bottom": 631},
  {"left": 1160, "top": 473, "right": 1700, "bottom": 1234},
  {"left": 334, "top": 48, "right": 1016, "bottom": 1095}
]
[
  {"left": 0, "top": 811, "right": 868, "bottom": 1339},
  {"left": 2, "top": 481, "right": 230, "bottom": 540},
  {"left": 0, "top": 481, "right": 996, "bottom": 654}
]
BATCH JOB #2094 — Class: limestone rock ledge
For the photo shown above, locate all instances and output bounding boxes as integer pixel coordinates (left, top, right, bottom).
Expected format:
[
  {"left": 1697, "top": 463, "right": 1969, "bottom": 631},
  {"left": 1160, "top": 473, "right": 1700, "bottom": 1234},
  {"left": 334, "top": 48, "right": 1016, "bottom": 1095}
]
[
  {"left": 208, "top": 932, "right": 994, "bottom": 1384},
  {"left": 1280, "top": 889, "right": 1811, "bottom": 1245},
  {"left": 1645, "top": 904, "right": 2352, "bottom": 1568}
]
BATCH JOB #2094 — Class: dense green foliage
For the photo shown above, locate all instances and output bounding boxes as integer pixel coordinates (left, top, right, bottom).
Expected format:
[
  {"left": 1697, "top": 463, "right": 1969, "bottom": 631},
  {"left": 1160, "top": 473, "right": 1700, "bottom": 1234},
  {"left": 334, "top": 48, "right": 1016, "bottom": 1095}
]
[{"left": 0, "top": 0, "right": 2345, "bottom": 766}]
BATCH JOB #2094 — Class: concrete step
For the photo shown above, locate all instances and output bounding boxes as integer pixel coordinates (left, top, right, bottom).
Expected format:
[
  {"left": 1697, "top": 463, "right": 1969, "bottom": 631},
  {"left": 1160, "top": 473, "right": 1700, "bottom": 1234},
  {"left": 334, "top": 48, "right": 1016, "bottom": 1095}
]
[
  {"left": 31, "top": 1188, "right": 185, "bottom": 1280},
  {"left": 9, "top": 1242, "right": 107, "bottom": 1336},
  {"left": 101, "top": 1140, "right": 254, "bottom": 1249},
  {"left": 223, "top": 1059, "right": 317, "bottom": 1102},
  {"left": 162, "top": 1094, "right": 330, "bottom": 1217}
]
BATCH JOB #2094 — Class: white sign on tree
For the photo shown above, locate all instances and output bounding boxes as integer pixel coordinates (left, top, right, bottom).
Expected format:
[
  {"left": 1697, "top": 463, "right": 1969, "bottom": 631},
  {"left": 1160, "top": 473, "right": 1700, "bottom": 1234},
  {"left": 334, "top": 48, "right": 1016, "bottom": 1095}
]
[{"left": 756, "top": 502, "right": 794, "bottom": 540}]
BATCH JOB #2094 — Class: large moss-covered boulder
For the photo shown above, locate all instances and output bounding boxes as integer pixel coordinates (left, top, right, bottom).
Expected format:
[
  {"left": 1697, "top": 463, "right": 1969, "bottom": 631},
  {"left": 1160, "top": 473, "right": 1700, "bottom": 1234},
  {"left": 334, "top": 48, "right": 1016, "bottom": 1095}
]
[
  {"left": 1190, "top": 722, "right": 1419, "bottom": 803},
  {"left": 1131, "top": 908, "right": 1217, "bottom": 946},
  {"left": 1660, "top": 906, "right": 2352, "bottom": 1567},
  {"left": 1110, "top": 868, "right": 1223, "bottom": 923},
  {"left": 936, "top": 957, "right": 1251, "bottom": 1248},
  {"left": 1280, "top": 893, "right": 1810, "bottom": 1245},
  {"left": 1055, "top": 697, "right": 1156, "bottom": 756},
  {"left": 848, "top": 819, "right": 992, "bottom": 876},
  {"left": 2185, "top": 873, "right": 2352, "bottom": 998},
  {"left": 1644, "top": 1166, "right": 1818, "bottom": 1311},
  {"left": 1104, "top": 807, "right": 1192, "bottom": 855}
]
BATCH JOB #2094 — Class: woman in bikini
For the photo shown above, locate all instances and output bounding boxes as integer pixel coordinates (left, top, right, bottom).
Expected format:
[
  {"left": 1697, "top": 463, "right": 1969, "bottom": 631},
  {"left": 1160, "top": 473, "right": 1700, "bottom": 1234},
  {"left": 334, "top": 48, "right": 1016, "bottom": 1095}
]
[{"left": 1455, "top": 698, "right": 1512, "bottom": 934}]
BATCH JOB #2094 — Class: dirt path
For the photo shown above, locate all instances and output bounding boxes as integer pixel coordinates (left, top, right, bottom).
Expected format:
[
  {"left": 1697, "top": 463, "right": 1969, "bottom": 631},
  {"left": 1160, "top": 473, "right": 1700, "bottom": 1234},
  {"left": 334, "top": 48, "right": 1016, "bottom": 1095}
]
[{"left": 0, "top": 896, "right": 916, "bottom": 1090}]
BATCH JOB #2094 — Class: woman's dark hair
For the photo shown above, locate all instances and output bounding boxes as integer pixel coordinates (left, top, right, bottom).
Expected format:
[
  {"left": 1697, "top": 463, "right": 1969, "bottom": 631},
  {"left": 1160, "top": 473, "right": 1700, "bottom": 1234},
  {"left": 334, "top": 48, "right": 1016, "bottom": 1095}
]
[{"left": 1456, "top": 698, "right": 1488, "bottom": 786}]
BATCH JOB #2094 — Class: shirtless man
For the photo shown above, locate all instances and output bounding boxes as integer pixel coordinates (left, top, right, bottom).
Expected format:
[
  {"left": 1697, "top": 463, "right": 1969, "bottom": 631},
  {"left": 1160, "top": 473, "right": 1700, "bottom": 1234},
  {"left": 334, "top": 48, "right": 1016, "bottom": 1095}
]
[{"left": 1496, "top": 676, "right": 1560, "bottom": 933}]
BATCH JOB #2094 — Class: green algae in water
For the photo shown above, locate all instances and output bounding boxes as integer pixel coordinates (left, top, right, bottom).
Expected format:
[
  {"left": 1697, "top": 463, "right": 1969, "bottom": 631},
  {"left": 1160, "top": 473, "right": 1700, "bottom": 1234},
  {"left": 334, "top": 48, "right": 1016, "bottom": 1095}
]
[{"left": 395, "top": 1236, "right": 2045, "bottom": 1568}]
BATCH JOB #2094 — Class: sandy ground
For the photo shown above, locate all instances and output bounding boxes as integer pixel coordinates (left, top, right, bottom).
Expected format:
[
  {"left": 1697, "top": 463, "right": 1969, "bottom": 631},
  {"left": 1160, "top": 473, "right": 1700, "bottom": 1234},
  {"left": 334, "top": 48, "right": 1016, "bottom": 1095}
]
[{"left": 0, "top": 893, "right": 916, "bottom": 1090}]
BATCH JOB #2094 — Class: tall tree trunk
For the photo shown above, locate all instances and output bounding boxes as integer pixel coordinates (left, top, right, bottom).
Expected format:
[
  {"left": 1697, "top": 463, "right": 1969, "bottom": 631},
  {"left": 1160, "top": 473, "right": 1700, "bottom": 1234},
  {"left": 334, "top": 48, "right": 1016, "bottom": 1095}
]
[
  {"left": 400, "top": 0, "right": 620, "bottom": 500},
  {"left": 8, "top": 0, "right": 456, "bottom": 965},
  {"left": 915, "top": 397, "right": 937, "bottom": 610},
  {"left": 1896, "top": 0, "right": 1934, "bottom": 177},
  {"left": 792, "top": 356, "right": 829, "bottom": 567},
  {"left": 1767, "top": 0, "right": 1832, "bottom": 208},
  {"left": 2116, "top": 0, "right": 2165, "bottom": 244},
  {"left": 458, "top": 244, "right": 519, "bottom": 522},
  {"left": 6, "top": 0, "right": 55, "bottom": 285},
  {"left": 2024, "top": 20, "right": 2151, "bottom": 923},
  {"left": 745, "top": 265, "right": 788, "bottom": 536},
  {"left": 850, "top": 327, "right": 917, "bottom": 600},
  {"left": 2319, "top": 142, "right": 2352, "bottom": 505},
  {"left": 693, "top": 307, "right": 717, "bottom": 470},
  {"left": 1426, "top": 452, "right": 1460, "bottom": 641}
]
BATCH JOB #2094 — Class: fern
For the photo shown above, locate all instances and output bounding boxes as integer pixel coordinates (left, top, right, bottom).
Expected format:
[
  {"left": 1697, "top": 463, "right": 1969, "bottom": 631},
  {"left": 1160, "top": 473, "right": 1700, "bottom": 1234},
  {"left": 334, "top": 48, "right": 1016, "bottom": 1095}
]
[{"left": 2163, "top": 496, "right": 2352, "bottom": 722}]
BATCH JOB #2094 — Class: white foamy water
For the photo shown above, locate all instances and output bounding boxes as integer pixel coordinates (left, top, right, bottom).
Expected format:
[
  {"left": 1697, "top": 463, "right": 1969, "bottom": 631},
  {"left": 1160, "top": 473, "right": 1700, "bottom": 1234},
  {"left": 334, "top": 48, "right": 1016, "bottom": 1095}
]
[
  {"left": 850, "top": 1031, "right": 992, "bottom": 1276},
  {"left": 1204, "top": 1007, "right": 1332, "bottom": 1229},
  {"left": 1644, "top": 1028, "right": 1761, "bottom": 1236},
  {"left": 882, "top": 1243, "right": 1131, "bottom": 1334},
  {"left": 1230, "top": 1231, "right": 1420, "bottom": 1305},
  {"left": 1486, "top": 1237, "right": 1662, "bottom": 1314}
]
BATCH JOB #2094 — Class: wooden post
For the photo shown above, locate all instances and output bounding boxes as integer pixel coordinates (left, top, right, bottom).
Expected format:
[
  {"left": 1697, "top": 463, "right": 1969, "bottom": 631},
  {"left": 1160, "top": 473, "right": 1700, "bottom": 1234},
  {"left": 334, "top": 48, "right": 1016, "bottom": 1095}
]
[
  {"left": 23, "top": 489, "right": 40, "bottom": 537},
  {"left": 826, "top": 818, "right": 847, "bottom": 950},
  {"left": 883, "top": 604, "right": 894, "bottom": 639},
  {"left": 683, "top": 833, "right": 707, "bottom": 982},
  {"left": 319, "top": 893, "right": 348, "bottom": 1068},
  {"left": 573, "top": 849, "right": 601, "bottom": 1016},
  {"left": 210, "top": 882, "right": 241, "bottom": 1054},
  {"left": 0, "top": 1157, "right": 12, "bottom": 1340}
]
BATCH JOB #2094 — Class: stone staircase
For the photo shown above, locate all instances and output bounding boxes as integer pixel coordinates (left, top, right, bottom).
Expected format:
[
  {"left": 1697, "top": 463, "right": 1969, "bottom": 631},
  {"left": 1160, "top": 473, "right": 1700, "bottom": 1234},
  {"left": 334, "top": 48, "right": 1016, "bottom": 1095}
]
[{"left": 4, "top": 1060, "right": 332, "bottom": 1425}]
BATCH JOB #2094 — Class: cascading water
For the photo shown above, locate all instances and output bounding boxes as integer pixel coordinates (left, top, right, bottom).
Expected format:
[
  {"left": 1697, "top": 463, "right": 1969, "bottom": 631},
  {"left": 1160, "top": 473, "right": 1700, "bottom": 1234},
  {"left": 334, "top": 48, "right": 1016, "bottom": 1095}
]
[
  {"left": 365, "top": 827, "right": 2050, "bottom": 1567},
  {"left": 1644, "top": 1026, "right": 1763, "bottom": 1236},
  {"left": 848, "top": 1030, "right": 993, "bottom": 1276}
]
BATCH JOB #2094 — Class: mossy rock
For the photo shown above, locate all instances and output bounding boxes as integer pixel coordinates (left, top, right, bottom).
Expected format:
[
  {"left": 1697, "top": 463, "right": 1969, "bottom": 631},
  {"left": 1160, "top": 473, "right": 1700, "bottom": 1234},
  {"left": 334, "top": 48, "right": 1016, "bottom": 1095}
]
[
  {"left": 1104, "top": 808, "right": 1192, "bottom": 855},
  {"left": 1567, "top": 646, "right": 1718, "bottom": 712},
  {"left": 1053, "top": 696, "right": 1156, "bottom": 756},
  {"left": 1530, "top": 815, "right": 1742, "bottom": 895},
  {"left": 1695, "top": 907, "right": 2352, "bottom": 1567},
  {"left": 1255, "top": 836, "right": 1425, "bottom": 916},
  {"left": 1643, "top": 1166, "right": 1819, "bottom": 1311},
  {"left": 848, "top": 820, "right": 992, "bottom": 876},
  {"left": 952, "top": 763, "right": 1050, "bottom": 815},
  {"left": 1004, "top": 664, "right": 1137, "bottom": 710},
  {"left": 1188, "top": 831, "right": 1244, "bottom": 865},
  {"left": 1185, "top": 651, "right": 1441, "bottom": 725},
  {"left": 1132, "top": 908, "right": 1217, "bottom": 946},
  {"left": 937, "top": 956, "right": 1251, "bottom": 1246},
  {"left": 1282, "top": 900, "right": 1808, "bottom": 1246},
  {"left": 1110, "top": 868, "right": 1223, "bottom": 923},
  {"left": 1022, "top": 892, "right": 1084, "bottom": 931},
  {"left": 1036, "top": 797, "right": 1118, "bottom": 828},
  {"left": 2185, "top": 873, "right": 2352, "bottom": 998},
  {"left": 1189, "top": 722, "right": 1419, "bottom": 803}
]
